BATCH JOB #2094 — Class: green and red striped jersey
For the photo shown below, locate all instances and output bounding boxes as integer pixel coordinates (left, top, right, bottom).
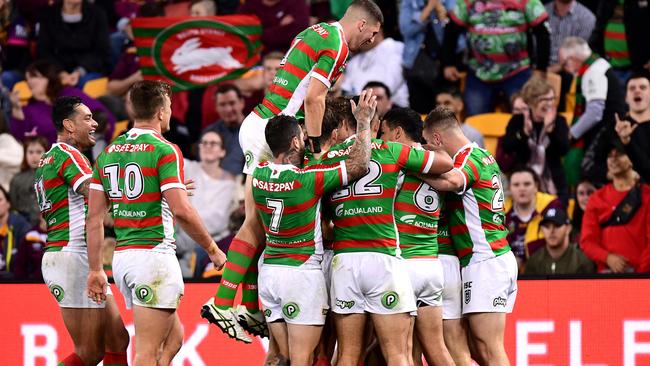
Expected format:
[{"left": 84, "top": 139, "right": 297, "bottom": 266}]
[
  {"left": 90, "top": 128, "right": 185, "bottom": 254},
  {"left": 437, "top": 197, "right": 457, "bottom": 257},
  {"left": 254, "top": 22, "right": 349, "bottom": 119},
  {"left": 252, "top": 160, "right": 347, "bottom": 267},
  {"left": 604, "top": 0, "right": 630, "bottom": 68},
  {"left": 34, "top": 143, "right": 92, "bottom": 252},
  {"left": 322, "top": 138, "right": 436, "bottom": 256},
  {"left": 447, "top": 143, "right": 510, "bottom": 266},
  {"left": 394, "top": 171, "right": 441, "bottom": 259}
]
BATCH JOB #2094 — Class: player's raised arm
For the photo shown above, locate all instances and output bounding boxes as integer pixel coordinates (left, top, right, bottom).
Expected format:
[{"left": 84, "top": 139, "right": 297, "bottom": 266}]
[
  {"left": 345, "top": 88, "right": 377, "bottom": 180},
  {"left": 304, "top": 77, "right": 329, "bottom": 153},
  {"left": 163, "top": 188, "right": 227, "bottom": 269}
]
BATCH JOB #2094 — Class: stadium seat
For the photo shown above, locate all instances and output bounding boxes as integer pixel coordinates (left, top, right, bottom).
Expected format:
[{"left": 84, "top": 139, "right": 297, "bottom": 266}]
[
  {"left": 546, "top": 71, "right": 562, "bottom": 106},
  {"left": 112, "top": 120, "right": 129, "bottom": 141},
  {"left": 465, "top": 113, "right": 511, "bottom": 155},
  {"left": 82, "top": 77, "right": 109, "bottom": 98},
  {"left": 12, "top": 81, "right": 31, "bottom": 106}
]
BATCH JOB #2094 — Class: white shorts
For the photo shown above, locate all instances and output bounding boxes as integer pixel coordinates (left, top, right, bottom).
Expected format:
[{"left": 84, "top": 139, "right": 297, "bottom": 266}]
[
  {"left": 42, "top": 250, "right": 112, "bottom": 308},
  {"left": 112, "top": 250, "right": 184, "bottom": 309},
  {"left": 440, "top": 254, "right": 462, "bottom": 320},
  {"left": 461, "top": 251, "right": 518, "bottom": 314},
  {"left": 330, "top": 252, "right": 416, "bottom": 315},
  {"left": 239, "top": 111, "right": 273, "bottom": 175},
  {"left": 258, "top": 264, "right": 329, "bottom": 325},
  {"left": 406, "top": 259, "right": 444, "bottom": 308},
  {"left": 322, "top": 249, "right": 334, "bottom": 293}
]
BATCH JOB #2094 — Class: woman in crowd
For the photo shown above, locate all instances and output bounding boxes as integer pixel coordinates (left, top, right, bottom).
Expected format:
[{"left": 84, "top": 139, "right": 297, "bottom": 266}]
[
  {"left": 9, "top": 136, "right": 48, "bottom": 226},
  {"left": 500, "top": 77, "right": 571, "bottom": 203},
  {"left": 9, "top": 60, "right": 115, "bottom": 144},
  {"left": 570, "top": 179, "right": 597, "bottom": 244},
  {"left": 0, "top": 185, "right": 30, "bottom": 279},
  {"left": 505, "top": 166, "right": 564, "bottom": 272}
]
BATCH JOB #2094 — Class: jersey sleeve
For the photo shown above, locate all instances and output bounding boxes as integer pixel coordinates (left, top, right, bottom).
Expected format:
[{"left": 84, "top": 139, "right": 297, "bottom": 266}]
[
  {"left": 304, "top": 161, "right": 348, "bottom": 196},
  {"left": 391, "top": 142, "right": 436, "bottom": 174},
  {"left": 310, "top": 35, "right": 346, "bottom": 88},
  {"left": 90, "top": 161, "right": 104, "bottom": 192},
  {"left": 157, "top": 143, "right": 186, "bottom": 192},
  {"left": 453, "top": 149, "right": 480, "bottom": 195},
  {"left": 449, "top": 0, "right": 469, "bottom": 27},
  {"left": 524, "top": 0, "right": 549, "bottom": 26},
  {"left": 60, "top": 148, "right": 93, "bottom": 193}
]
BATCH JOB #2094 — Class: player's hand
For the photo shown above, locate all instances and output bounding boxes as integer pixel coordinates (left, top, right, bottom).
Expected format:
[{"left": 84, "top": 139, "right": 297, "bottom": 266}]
[
  {"left": 615, "top": 113, "right": 637, "bottom": 145},
  {"left": 185, "top": 179, "right": 195, "bottom": 196},
  {"left": 207, "top": 241, "right": 227, "bottom": 270},
  {"left": 87, "top": 270, "right": 108, "bottom": 304},
  {"left": 350, "top": 88, "right": 377, "bottom": 124},
  {"left": 443, "top": 66, "right": 460, "bottom": 82},
  {"left": 606, "top": 253, "right": 628, "bottom": 273}
]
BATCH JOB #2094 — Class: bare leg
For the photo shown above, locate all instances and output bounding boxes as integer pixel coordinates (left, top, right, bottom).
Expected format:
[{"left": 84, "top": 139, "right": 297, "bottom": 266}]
[
  {"left": 333, "top": 313, "right": 367, "bottom": 366},
  {"left": 60, "top": 307, "right": 106, "bottom": 365},
  {"left": 268, "top": 321, "right": 290, "bottom": 361},
  {"left": 157, "top": 313, "right": 184, "bottom": 366},
  {"left": 370, "top": 313, "right": 412, "bottom": 366},
  {"left": 467, "top": 313, "right": 510, "bottom": 366},
  {"left": 132, "top": 306, "right": 177, "bottom": 366},
  {"left": 414, "top": 306, "right": 453, "bottom": 366},
  {"left": 287, "top": 324, "right": 324, "bottom": 366},
  {"left": 442, "top": 318, "right": 472, "bottom": 366},
  {"left": 103, "top": 295, "right": 130, "bottom": 353}
]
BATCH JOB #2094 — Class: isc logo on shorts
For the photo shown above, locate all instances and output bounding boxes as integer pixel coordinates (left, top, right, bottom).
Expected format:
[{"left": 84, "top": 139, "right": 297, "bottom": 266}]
[{"left": 464, "top": 281, "right": 472, "bottom": 304}]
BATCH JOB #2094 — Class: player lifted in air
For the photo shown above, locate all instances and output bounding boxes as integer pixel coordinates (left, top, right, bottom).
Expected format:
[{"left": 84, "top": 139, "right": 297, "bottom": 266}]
[
  {"left": 35, "top": 96, "right": 129, "bottom": 366},
  {"left": 86, "top": 81, "right": 227, "bottom": 366},
  {"left": 203, "top": 0, "right": 384, "bottom": 343},
  {"left": 420, "top": 107, "right": 518, "bottom": 366},
  {"left": 379, "top": 107, "right": 455, "bottom": 366},
  {"left": 318, "top": 99, "right": 453, "bottom": 366},
  {"left": 253, "top": 90, "right": 376, "bottom": 366}
]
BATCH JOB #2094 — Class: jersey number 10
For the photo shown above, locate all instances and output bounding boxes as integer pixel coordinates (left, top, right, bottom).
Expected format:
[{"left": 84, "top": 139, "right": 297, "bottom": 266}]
[{"left": 103, "top": 163, "right": 145, "bottom": 200}]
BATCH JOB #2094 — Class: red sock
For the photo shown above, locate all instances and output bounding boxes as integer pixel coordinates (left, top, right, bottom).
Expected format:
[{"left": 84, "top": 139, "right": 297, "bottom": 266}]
[
  {"left": 58, "top": 353, "right": 84, "bottom": 366},
  {"left": 314, "top": 356, "right": 332, "bottom": 366},
  {"left": 103, "top": 351, "right": 128, "bottom": 365}
]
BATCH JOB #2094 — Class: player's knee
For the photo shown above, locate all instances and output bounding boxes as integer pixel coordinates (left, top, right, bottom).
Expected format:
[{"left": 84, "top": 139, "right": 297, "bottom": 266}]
[
  {"left": 78, "top": 345, "right": 105, "bottom": 365},
  {"left": 106, "top": 324, "right": 130, "bottom": 352}
]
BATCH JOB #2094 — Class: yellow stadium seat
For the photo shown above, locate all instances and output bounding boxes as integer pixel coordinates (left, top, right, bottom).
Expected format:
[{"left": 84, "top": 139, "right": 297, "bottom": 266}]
[
  {"left": 112, "top": 120, "right": 129, "bottom": 141},
  {"left": 83, "top": 77, "right": 108, "bottom": 98},
  {"left": 546, "top": 71, "right": 562, "bottom": 106},
  {"left": 465, "top": 113, "right": 512, "bottom": 155},
  {"left": 12, "top": 81, "right": 32, "bottom": 106}
]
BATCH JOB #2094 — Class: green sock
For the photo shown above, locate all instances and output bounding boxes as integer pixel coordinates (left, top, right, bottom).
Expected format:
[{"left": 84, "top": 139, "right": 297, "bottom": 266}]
[
  {"left": 214, "top": 237, "right": 257, "bottom": 309},
  {"left": 241, "top": 248, "right": 263, "bottom": 313}
]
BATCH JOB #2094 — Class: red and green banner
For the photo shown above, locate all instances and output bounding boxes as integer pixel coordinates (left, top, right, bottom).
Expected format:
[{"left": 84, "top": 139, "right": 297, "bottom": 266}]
[{"left": 131, "top": 15, "right": 262, "bottom": 90}]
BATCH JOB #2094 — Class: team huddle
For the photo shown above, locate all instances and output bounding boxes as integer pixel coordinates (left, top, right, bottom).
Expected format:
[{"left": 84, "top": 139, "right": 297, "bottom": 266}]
[{"left": 36, "top": 1, "right": 517, "bottom": 366}]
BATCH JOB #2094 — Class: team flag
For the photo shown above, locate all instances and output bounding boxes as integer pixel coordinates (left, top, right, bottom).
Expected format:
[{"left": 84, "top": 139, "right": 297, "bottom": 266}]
[{"left": 131, "top": 15, "right": 262, "bottom": 91}]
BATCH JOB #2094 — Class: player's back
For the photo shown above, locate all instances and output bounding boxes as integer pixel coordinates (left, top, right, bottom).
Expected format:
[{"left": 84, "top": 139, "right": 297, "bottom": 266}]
[
  {"left": 254, "top": 22, "right": 349, "bottom": 120},
  {"left": 34, "top": 143, "right": 92, "bottom": 251},
  {"left": 447, "top": 143, "right": 509, "bottom": 266},
  {"left": 252, "top": 160, "right": 347, "bottom": 268},
  {"left": 323, "top": 139, "right": 435, "bottom": 256},
  {"left": 92, "top": 128, "right": 185, "bottom": 254}
]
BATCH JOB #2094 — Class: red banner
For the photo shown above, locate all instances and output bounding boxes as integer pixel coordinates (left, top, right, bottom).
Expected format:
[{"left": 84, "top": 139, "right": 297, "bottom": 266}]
[{"left": 2, "top": 280, "right": 650, "bottom": 365}]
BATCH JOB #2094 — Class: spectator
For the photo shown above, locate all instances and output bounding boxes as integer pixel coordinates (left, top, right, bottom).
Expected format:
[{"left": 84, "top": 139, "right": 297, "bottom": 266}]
[
  {"left": 510, "top": 92, "right": 529, "bottom": 116},
  {"left": 176, "top": 130, "right": 238, "bottom": 277},
  {"left": 435, "top": 86, "right": 485, "bottom": 148},
  {"left": 189, "top": 0, "right": 217, "bottom": 16},
  {"left": 441, "top": 0, "right": 551, "bottom": 116},
  {"left": 559, "top": 37, "right": 626, "bottom": 186},
  {"left": 234, "top": 51, "right": 284, "bottom": 115},
  {"left": 545, "top": 0, "right": 596, "bottom": 72},
  {"left": 581, "top": 146, "right": 650, "bottom": 273},
  {"left": 362, "top": 81, "right": 393, "bottom": 119},
  {"left": 0, "top": 186, "right": 30, "bottom": 279},
  {"left": 615, "top": 71, "right": 650, "bottom": 183},
  {"left": 0, "top": 113, "right": 22, "bottom": 191},
  {"left": 341, "top": 27, "right": 408, "bottom": 108},
  {"left": 524, "top": 207, "right": 596, "bottom": 275},
  {"left": 238, "top": 0, "right": 310, "bottom": 55},
  {"left": 398, "top": 0, "right": 448, "bottom": 114},
  {"left": 1, "top": 2, "right": 34, "bottom": 91},
  {"left": 37, "top": 0, "right": 111, "bottom": 88},
  {"left": 571, "top": 179, "right": 597, "bottom": 243},
  {"left": 8, "top": 60, "right": 115, "bottom": 145},
  {"left": 589, "top": 0, "right": 650, "bottom": 85},
  {"left": 9, "top": 136, "right": 48, "bottom": 226},
  {"left": 13, "top": 213, "right": 46, "bottom": 280},
  {"left": 203, "top": 84, "right": 245, "bottom": 176},
  {"left": 500, "top": 78, "right": 570, "bottom": 202},
  {"left": 505, "top": 166, "right": 564, "bottom": 271}
]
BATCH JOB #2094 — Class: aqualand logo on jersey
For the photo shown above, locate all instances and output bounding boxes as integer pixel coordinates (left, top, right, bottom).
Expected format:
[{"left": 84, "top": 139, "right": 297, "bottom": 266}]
[
  {"left": 334, "top": 203, "right": 384, "bottom": 217},
  {"left": 152, "top": 19, "right": 255, "bottom": 89},
  {"left": 399, "top": 214, "right": 436, "bottom": 229}
]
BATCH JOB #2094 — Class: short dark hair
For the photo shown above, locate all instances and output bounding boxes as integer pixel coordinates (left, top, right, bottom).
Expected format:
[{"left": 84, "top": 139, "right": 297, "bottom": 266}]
[
  {"left": 216, "top": 83, "right": 243, "bottom": 100},
  {"left": 349, "top": 0, "right": 384, "bottom": 24},
  {"left": 52, "top": 96, "right": 83, "bottom": 133},
  {"left": 26, "top": 60, "right": 63, "bottom": 103},
  {"left": 265, "top": 115, "right": 302, "bottom": 157},
  {"left": 436, "top": 86, "right": 462, "bottom": 100},
  {"left": 128, "top": 80, "right": 172, "bottom": 120},
  {"left": 382, "top": 107, "right": 422, "bottom": 142},
  {"left": 626, "top": 70, "right": 650, "bottom": 89},
  {"left": 322, "top": 96, "right": 341, "bottom": 141},
  {"left": 424, "top": 106, "right": 459, "bottom": 132},
  {"left": 509, "top": 166, "right": 540, "bottom": 187},
  {"left": 363, "top": 81, "right": 391, "bottom": 99},
  {"left": 324, "top": 96, "right": 356, "bottom": 132}
]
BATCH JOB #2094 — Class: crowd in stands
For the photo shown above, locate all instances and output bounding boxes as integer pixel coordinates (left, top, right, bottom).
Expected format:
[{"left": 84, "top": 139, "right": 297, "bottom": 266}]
[{"left": 0, "top": 0, "right": 649, "bottom": 281}]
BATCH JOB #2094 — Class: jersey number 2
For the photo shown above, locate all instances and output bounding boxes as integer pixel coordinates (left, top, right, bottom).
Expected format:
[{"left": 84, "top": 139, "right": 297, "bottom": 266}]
[
  {"left": 331, "top": 160, "right": 383, "bottom": 200},
  {"left": 491, "top": 175, "right": 505, "bottom": 211},
  {"left": 103, "top": 163, "right": 145, "bottom": 200}
]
